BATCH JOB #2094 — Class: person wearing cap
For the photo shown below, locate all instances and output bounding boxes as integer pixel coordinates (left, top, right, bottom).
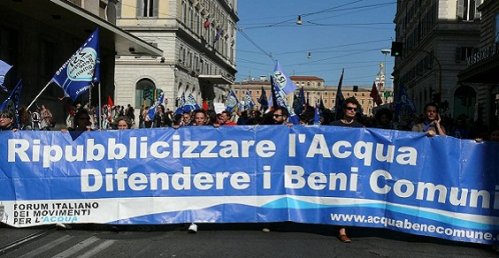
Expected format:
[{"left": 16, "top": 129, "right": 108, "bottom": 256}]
[{"left": 0, "top": 111, "right": 16, "bottom": 131}]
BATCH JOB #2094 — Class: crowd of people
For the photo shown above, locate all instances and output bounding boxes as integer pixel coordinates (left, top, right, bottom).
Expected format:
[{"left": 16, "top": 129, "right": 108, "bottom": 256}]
[{"left": 1, "top": 97, "right": 499, "bottom": 140}]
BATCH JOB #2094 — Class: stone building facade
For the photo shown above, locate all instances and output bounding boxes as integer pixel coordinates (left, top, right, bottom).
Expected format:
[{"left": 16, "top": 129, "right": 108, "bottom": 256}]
[
  {"left": 393, "top": 0, "right": 482, "bottom": 119},
  {"left": 232, "top": 76, "right": 393, "bottom": 116},
  {"left": 115, "top": 0, "right": 238, "bottom": 111}
]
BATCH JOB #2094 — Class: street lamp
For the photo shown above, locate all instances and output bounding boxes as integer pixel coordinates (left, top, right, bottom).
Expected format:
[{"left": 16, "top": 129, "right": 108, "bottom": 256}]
[{"left": 296, "top": 15, "right": 303, "bottom": 25}]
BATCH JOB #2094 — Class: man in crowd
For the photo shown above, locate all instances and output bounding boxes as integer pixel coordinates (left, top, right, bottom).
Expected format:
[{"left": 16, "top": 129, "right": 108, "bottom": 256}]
[
  {"left": 412, "top": 103, "right": 446, "bottom": 136},
  {"left": 329, "top": 97, "right": 365, "bottom": 243},
  {"left": 272, "top": 107, "right": 289, "bottom": 125},
  {"left": 330, "top": 97, "right": 363, "bottom": 128}
]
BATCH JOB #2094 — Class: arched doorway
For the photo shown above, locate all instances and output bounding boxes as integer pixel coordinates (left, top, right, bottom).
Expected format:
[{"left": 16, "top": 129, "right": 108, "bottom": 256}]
[
  {"left": 453, "top": 86, "right": 476, "bottom": 120},
  {"left": 135, "top": 78, "right": 156, "bottom": 108}
]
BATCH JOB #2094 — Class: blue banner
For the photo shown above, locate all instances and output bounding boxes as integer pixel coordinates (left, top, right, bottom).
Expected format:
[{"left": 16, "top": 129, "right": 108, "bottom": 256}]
[
  {"left": 52, "top": 28, "right": 100, "bottom": 101},
  {"left": 0, "top": 126, "right": 498, "bottom": 245}
]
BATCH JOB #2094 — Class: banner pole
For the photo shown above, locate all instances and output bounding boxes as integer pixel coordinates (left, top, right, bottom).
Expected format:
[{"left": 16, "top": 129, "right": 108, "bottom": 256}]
[{"left": 27, "top": 80, "right": 52, "bottom": 110}]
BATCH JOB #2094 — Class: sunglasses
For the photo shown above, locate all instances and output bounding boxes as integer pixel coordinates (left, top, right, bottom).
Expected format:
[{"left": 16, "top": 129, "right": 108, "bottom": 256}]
[{"left": 346, "top": 107, "right": 357, "bottom": 111}]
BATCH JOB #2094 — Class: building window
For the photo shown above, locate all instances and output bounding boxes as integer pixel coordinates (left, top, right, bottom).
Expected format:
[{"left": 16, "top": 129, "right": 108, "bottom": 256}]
[
  {"left": 456, "top": 47, "right": 474, "bottom": 62},
  {"left": 189, "top": 6, "right": 194, "bottom": 29},
  {"left": 182, "top": 0, "right": 187, "bottom": 23},
  {"left": 457, "top": 0, "right": 481, "bottom": 21},
  {"left": 135, "top": 78, "right": 156, "bottom": 108},
  {"left": 139, "top": 0, "right": 157, "bottom": 18}
]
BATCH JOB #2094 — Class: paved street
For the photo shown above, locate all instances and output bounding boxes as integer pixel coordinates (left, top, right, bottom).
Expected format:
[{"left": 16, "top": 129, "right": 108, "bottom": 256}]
[{"left": 0, "top": 223, "right": 496, "bottom": 258}]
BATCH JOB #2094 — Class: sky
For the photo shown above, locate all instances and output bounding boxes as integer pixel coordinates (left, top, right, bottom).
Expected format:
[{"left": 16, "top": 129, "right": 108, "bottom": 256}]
[{"left": 235, "top": 0, "right": 396, "bottom": 88}]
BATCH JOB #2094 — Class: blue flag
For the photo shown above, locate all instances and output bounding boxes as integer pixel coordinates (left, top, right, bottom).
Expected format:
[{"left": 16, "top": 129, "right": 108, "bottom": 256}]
[
  {"left": 271, "top": 75, "right": 300, "bottom": 125},
  {"left": 243, "top": 91, "right": 255, "bottom": 111},
  {"left": 213, "top": 27, "right": 223, "bottom": 44},
  {"left": 313, "top": 103, "right": 321, "bottom": 125},
  {"left": 225, "top": 90, "right": 239, "bottom": 112},
  {"left": 182, "top": 93, "right": 201, "bottom": 113},
  {"left": 258, "top": 86, "right": 268, "bottom": 111},
  {"left": 293, "top": 87, "right": 305, "bottom": 115},
  {"left": 52, "top": 28, "right": 100, "bottom": 101},
  {"left": 334, "top": 69, "right": 345, "bottom": 120},
  {"left": 267, "top": 94, "right": 273, "bottom": 112},
  {"left": 272, "top": 61, "right": 297, "bottom": 95},
  {"left": 394, "top": 84, "right": 416, "bottom": 121},
  {"left": 175, "top": 93, "right": 186, "bottom": 115},
  {"left": 0, "top": 60, "right": 13, "bottom": 92},
  {"left": 147, "top": 92, "right": 164, "bottom": 121},
  {"left": 0, "top": 80, "right": 22, "bottom": 127}
]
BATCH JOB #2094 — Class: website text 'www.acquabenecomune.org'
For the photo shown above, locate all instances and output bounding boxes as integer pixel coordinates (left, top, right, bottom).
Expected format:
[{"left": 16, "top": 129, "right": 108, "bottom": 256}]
[{"left": 330, "top": 213, "right": 498, "bottom": 241}]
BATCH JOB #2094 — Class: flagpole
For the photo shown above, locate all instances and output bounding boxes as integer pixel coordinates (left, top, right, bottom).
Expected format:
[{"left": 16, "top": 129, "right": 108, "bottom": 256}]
[
  {"left": 88, "top": 82, "right": 92, "bottom": 108},
  {"left": 97, "top": 82, "right": 102, "bottom": 130},
  {"left": 27, "top": 80, "right": 52, "bottom": 110}
]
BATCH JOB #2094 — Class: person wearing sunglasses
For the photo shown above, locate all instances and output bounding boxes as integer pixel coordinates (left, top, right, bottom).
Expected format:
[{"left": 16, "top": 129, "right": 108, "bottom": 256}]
[
  {"left": 0, "top": 111, "right": 16, "bottom": 131},
  {"left": 272, "top": 107, "right": 289, "bottom": 125},
  {"left": 329, "top": 97, "right": 364, "bottom": 243},
  {"left": 330, "top": 97, "right": 364, "bottom": 129}
]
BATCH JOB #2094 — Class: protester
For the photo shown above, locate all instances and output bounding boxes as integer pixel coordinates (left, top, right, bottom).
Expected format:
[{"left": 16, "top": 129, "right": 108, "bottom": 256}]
[
  {"left": 329, "top": 97, "right": 365, "bottom": 243},
  {"left": 40, "top": 104, "right": 54, "bottom": 130},
  {"left": 116, "top": 116, "right": 132, "bottom": 130},
  {"left": 489, "top": 127, "right": 499, "bottom": 142},
  {"left": 30, "top": 106, "right": 41, "bottom": 130},
  {"left": 125, "top": 104, "right": 135, "bottom": 125},
  {"left": 272, "top": 107, "right": 289, "bottom": 125},
  {"left": 69, "top": 108, "right": 92, "bottom": 131},
  {"left": 237, "top": 110, "right": 250, "bottom": 125},
  {"left": 185, "top": 109, "right": 210, "bottom": 233},
  {"left": 18, "top": 106, "right": 31, "bottom": 130},
  {"left": 248, "top": 110, "right": 263, "bottom": 125},
  {"left": 192, "top": 110, "right": 208, "bottom": 126},
  {"left": 153, "top": 105, "right": 172, "bottom": 127},
  {"left": 139, "top": 105, "right": 146, "bottom": 128},
  {"left": 0, "top": 111, "right": 16, "bottom": 131},
  {"left": 181, "top": 112, "right": 193, "bottom": 126},
  {"left": 373, "top": 108, "right": 394, "bottom": 129},
  {"left": 206, "top": 109, "right": 219, "bottom": 126},
  {"left": 411, "top": 103, "right": 446, "bottom": 136},
  {"left": 220, "top": 111, "right": 236, "bottom": 126},
  {"left": 449, "top": 115, "right": 470, "bottom": 139},
  {"left": 330, "top": 97, "right": 364, "bottom": 129},
  {"left": 143, "top": 106, "right": 152, "bottom": 128}
]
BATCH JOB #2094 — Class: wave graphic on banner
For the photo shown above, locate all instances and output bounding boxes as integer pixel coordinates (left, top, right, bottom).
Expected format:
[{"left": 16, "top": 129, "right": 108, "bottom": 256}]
[
  {"left": 99, "top": 196, "right": 499, "bottom": 231},
  {"left": 260, "top": 197, "right": 499, "bottom": 230}
]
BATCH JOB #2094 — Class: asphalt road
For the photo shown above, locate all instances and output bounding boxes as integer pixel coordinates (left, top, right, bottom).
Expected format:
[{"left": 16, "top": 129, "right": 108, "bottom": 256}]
[{"left": 0, "top": 223, "right": 496, "bottom": 258}]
